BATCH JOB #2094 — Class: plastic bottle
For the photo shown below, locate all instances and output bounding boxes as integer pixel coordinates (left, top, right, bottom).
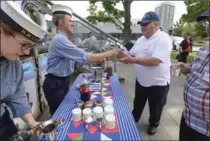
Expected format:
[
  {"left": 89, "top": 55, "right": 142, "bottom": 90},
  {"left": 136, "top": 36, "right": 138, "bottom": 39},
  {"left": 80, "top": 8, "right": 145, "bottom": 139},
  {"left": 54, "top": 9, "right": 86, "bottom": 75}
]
[{"left": 80, "top": 74, "right": 90, "bottom": 102}]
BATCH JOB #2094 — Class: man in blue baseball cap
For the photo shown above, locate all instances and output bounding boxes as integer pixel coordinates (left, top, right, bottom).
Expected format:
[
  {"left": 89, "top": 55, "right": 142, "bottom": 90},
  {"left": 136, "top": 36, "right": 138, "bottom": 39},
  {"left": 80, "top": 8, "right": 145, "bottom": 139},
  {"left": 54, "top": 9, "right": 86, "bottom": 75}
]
[
  {"left": 118, "top": 11, "right": 172, "bottom": 135},
  {"left": 178, "top": 8, "right": 210, "bottom": 141},
  {"left": 137, "top": 11, "right": 160, "bottom": 24},
  {"left": 137, "top": 11, "right": 160, "bottom": 38}
]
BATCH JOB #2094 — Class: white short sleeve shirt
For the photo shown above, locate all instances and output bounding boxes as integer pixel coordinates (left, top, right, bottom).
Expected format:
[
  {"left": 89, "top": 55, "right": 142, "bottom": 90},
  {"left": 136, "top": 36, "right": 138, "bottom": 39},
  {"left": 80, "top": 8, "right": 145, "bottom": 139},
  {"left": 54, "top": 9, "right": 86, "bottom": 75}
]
[{"left": 130, "top": 30, "right": 173, "bottom": 87}]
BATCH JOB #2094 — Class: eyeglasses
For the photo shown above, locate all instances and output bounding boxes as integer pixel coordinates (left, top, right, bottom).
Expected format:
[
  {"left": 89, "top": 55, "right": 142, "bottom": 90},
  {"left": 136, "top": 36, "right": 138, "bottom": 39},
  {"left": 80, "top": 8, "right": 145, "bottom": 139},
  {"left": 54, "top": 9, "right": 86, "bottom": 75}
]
[
  {"left": 2, "top": 28, "right": 37, "bottom": 49},
  {"left": 13, "top": 35, "right": 37, "bottom": 49}
]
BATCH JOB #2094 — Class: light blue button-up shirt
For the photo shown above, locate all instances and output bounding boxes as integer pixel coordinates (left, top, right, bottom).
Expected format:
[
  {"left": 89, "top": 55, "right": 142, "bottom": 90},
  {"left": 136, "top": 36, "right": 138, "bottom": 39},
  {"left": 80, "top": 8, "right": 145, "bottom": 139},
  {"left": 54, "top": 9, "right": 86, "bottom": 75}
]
[
  {"left": 47, "top": 31, "right": 92, "bottom": 77},
  {"left": 0, "top": 58, "right": 31, "bottom": 117}
]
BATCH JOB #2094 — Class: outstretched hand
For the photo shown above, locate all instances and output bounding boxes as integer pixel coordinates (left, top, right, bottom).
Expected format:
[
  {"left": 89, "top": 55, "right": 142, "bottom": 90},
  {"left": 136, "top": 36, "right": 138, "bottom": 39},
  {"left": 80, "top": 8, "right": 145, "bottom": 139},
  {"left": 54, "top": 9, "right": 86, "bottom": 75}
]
[
  {"left": 117, "top": 56, "right": 133, "bottom": 64},
  {"left": 105, "top": 49, "right": 118, "bottom": 57},
  {"left": 117, "top": 50, "right": 130, "bottom": 59}
]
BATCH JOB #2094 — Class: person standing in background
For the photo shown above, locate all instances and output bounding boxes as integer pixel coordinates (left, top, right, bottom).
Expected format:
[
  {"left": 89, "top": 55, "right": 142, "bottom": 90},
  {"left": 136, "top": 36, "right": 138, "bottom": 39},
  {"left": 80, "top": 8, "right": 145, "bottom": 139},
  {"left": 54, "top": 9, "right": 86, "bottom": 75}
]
[
  {"left": 178, "top": 34, "right": 193, "bottom": 63},
  {"left": 82, "top": 32, "right": 99, "bottom": 52}
]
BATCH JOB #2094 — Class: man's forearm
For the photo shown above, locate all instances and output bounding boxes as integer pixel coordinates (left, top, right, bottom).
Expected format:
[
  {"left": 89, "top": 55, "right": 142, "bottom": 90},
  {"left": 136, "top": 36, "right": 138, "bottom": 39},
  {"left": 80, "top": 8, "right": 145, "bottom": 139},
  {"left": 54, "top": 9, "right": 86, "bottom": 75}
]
[
  {"left": 88, "top": 51, "right": 115, "bottom": 64},
  {"left": 88, "top": 53, "right": 107, "bottom": 64},
  {"left": 180, "top": 64, "right": 191, "bottom": 76},
  {"left": 21, "top": 113, "right": 38, "bottom": 128},
  {"left": 130, "top": 57, "right": 161, "bottom": 66}
]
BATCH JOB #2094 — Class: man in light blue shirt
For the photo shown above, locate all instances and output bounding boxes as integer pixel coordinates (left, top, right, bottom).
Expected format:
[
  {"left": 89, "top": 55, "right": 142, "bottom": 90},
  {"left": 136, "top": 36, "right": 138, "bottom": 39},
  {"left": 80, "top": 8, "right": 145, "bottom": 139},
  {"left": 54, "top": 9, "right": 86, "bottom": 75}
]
[{"left": 43, "top": 4, "right": 117, "bottom": 115}]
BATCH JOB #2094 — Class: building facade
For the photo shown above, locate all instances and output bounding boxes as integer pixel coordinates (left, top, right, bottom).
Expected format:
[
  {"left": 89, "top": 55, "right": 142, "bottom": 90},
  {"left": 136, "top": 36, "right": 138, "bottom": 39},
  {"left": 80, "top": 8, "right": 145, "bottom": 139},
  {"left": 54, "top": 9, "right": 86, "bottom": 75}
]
[{"left": 155, "top": 2, "right": 175, "bottom": 33}]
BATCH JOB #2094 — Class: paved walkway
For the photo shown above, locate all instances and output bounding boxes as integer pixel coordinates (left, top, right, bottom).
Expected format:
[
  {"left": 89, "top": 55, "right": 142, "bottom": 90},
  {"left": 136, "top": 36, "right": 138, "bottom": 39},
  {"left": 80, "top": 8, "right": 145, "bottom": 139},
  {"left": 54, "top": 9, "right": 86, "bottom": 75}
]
[{"left": 117, "top": 62, "right": 185, "bottom": 140}]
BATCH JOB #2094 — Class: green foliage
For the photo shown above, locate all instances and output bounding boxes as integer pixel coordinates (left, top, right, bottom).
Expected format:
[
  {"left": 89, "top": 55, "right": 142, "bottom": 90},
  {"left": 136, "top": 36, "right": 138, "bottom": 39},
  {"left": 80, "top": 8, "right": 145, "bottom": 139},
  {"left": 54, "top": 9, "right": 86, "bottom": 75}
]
[
  {"left": 194, "top": 22, "right": 208, "bottom": 38},
  {"left": 39, "top": 1, "right": 48, "bottom": 7},
  {"left": 172, "top": 18, "right": 185, "bottom": 36},
  {"left": 182, "top": 0, "right": 209, "bottom": 22},
  {"left": 180, "top": 0, "right": 209, "bottom": 38},
  {"left": 182, "top": 22, "right": 196, "bottom": 37},
  {"left": 193, "top": 42, "right": 206, "bottom": 47},
  {"left": 87, "top": 0, "right": 124, "bottom": 30},
  {"left": 172, "top": 19, "right": 196, "bottom": 37},
  {"left": 171, "top": 51, "right": 196, "bottom": 64},
  {"left": 87, "top": 0, "right": 133, "bottom": 43}
]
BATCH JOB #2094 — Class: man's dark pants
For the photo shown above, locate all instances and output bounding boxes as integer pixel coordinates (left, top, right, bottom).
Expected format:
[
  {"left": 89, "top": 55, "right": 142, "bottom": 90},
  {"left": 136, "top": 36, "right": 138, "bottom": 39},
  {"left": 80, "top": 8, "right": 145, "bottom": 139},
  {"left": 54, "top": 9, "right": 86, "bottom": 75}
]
[
  {"left": 132, "top": 79, "right": 169, "bottom": 127},
  {"left": 179, "top": 115, "right": 210, "bottom": 141},
  {"left": 43, "top": 73, "right": 70, "bottom": 115}
]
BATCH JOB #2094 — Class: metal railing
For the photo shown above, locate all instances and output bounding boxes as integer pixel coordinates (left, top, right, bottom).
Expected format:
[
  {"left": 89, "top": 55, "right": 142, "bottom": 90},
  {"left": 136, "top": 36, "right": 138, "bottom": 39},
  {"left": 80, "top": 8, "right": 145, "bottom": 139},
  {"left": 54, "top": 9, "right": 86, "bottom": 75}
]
[
  {"left": 45, "top": 0, "right": 125, "bottom": 49},
  {"left": 45, "top": 0, "right": 129, "bottom": 72}
]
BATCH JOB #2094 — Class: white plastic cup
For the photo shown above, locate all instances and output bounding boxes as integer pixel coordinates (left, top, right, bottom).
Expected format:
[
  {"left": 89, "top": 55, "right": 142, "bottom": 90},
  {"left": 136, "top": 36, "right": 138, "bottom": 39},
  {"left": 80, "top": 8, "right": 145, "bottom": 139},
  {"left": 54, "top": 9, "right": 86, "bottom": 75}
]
[
  {"left": 103, "top": 98, "right": 113, "bottom": 107},
  {"left": 104, "top": 106, "right": 114, "bottom": 116},
  {"left": 72, "top": 108, "right": 82, "bottom": 121},
  {"left": 104, "top": 114, "right": 116, "bottom": 129},
  {"left": 171, "top": 65, "right": 181, "bottom": 76},
  {"left": 83, "top": 108, "right": 92, "bottom": 120},
  {"left": 93, "top": 106, "right": 103, "bottom": 119}
]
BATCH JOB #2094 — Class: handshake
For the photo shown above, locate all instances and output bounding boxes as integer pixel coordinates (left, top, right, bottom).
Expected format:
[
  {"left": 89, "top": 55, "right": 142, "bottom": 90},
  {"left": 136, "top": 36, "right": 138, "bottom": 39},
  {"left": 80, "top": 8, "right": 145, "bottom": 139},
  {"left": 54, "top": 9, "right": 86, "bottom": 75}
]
[{"left": 102, "top": 49, "right": 133, "bottom": 64}]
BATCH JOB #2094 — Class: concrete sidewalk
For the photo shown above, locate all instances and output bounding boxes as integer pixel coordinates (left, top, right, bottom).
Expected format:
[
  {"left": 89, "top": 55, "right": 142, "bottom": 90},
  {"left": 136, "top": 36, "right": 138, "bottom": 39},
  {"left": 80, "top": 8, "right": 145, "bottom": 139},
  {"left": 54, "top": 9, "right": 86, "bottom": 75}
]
[{"left": 117, "top": 62, "right": 185, "bottom": 140}]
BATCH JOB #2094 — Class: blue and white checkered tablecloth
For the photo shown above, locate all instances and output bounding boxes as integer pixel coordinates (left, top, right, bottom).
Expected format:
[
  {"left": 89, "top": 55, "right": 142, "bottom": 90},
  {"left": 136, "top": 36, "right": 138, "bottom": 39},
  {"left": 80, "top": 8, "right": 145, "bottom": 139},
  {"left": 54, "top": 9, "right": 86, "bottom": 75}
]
[{"left": 41, "top": 73, "right": 142, "bottom": 140}]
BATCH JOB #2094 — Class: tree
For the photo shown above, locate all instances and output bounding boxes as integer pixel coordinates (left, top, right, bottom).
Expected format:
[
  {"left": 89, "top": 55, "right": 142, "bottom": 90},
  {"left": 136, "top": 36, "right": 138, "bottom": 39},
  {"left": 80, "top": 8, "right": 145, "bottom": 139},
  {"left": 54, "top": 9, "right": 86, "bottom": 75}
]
[
  {"left": 182, "top": 22, "right": 196, "bottom": 37},
  {"left": 87, "top": 0, "right": 133, "bottom": 44},
  {"left": 172, "top": 17, "right": 185, "bottom": 36},
  {"left": 182, "top": 0, "right": 209, "bottom": 22},
  {"left": 194, "top": 22, "right": 208, "bottom": 38},
  {"left": 181, "top": 0, "right": 209, "bottom": 38}
]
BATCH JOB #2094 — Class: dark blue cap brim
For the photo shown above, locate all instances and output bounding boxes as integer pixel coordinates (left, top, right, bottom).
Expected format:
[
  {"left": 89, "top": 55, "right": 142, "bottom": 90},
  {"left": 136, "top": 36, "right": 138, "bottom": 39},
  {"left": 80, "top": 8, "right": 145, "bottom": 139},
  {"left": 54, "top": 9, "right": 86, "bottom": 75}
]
[
  {"left": 137, "top": 19, "right": 153, "bottom": 24},
  {"left": 196, "top": 8, "right": 210, "bottom": 21}
]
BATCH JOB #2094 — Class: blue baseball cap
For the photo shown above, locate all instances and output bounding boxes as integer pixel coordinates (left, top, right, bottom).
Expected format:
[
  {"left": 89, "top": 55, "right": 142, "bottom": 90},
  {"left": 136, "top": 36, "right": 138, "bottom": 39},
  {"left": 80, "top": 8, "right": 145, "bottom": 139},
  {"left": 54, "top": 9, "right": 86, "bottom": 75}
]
[
  {"left": 137, "top": 11, "right": 160, "bottom": 24},
  {"left": 196, "top": 8, "right": 210, "bottom": 22}
]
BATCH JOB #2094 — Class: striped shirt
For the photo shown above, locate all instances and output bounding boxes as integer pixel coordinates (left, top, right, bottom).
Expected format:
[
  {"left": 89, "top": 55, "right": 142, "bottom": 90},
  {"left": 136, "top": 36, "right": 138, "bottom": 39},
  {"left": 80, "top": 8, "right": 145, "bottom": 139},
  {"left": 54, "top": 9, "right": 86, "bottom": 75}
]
[{"left": 183, "top": 45, "right": 210, "bottom": 137}]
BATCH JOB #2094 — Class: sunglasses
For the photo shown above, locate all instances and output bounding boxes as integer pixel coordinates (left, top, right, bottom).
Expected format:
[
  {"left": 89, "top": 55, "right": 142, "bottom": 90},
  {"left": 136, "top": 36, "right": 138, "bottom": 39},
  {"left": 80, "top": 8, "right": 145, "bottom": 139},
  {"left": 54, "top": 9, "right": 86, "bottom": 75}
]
[
  {"left": 140, "top": 22, "right": 151, "bottom": 27},
  {"left": 140, "top": 21, "right": 156, "bottom": 27}
]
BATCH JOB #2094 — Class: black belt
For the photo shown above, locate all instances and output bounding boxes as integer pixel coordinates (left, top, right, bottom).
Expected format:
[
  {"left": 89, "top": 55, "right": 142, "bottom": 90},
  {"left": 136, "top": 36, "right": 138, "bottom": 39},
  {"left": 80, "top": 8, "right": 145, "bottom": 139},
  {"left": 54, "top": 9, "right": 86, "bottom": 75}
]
[{"left": 45, "top": 73, "right": 70, "bottom": 79}]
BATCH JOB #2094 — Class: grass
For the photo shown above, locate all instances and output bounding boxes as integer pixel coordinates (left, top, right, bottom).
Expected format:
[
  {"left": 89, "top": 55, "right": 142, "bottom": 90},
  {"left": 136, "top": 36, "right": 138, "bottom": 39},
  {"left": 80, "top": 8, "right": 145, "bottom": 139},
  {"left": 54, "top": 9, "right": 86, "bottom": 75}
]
[
  {"left": 171, "top": 51, "right": 196, "bottom": 64},
  {"left": 193, "top": 42, "right": 206, "bottom": 47}
]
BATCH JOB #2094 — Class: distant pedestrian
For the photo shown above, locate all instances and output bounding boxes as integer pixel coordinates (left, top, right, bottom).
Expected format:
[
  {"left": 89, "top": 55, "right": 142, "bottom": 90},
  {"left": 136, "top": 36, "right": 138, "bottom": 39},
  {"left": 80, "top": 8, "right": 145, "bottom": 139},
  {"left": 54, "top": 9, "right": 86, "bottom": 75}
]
[{"left": 178, "top": 34, "right": 193, "bottom": 63}]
